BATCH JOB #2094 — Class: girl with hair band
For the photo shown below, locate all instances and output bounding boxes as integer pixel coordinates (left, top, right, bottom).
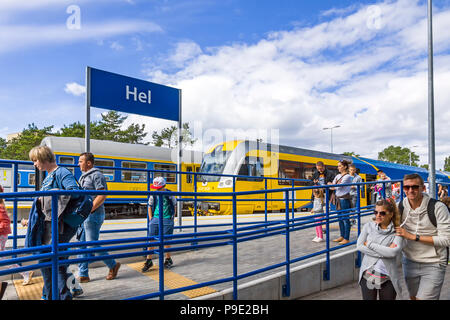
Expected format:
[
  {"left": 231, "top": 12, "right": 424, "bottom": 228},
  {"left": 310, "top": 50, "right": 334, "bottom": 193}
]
[
  {"left": 311, "top": 188, "right": 325, "bottom": 243},
  {"left": 356, "top": 198, "right": 405, "bottom": 300}
]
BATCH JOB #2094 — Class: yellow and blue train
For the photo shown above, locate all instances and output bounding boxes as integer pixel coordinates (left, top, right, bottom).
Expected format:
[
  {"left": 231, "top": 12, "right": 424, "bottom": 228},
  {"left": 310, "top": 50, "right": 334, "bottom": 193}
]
[
  {"left": 191, "top": 140, "right": 450, "bottom": 215},
  {"left": 4, "top": 136, "right": 203, "bottom": 218}
]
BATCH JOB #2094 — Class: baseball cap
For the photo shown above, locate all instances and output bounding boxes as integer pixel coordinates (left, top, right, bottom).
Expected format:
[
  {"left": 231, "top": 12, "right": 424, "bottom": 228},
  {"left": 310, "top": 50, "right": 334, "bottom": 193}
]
[{"left": 151, "top": 177, "right": 166, "bottom": 189}]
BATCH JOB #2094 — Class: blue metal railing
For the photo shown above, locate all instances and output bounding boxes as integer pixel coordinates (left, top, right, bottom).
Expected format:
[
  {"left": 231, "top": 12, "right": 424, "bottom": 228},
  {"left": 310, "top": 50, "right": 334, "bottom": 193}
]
[
  {"left": 2, "top": 158, "right": 445, "bottom": 300},
  {"left": 1, "top": 181, "right": 396, "bottom": 300}
]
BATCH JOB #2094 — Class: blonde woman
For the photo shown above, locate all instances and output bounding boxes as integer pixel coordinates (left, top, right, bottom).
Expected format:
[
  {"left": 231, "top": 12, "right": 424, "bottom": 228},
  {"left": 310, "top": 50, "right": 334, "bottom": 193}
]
[
  {"left": 356, "top": 198, "right": 404, "bottom": 300},
  {"left": 28, "top": 146, "right": 82, "bottom": 300}
]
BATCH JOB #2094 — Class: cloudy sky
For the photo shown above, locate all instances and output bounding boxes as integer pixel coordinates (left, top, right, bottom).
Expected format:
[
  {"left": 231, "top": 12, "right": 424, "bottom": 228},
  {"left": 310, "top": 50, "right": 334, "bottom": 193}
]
[{"left": 1, "top": 0, "right": 449, "bottom": 170}]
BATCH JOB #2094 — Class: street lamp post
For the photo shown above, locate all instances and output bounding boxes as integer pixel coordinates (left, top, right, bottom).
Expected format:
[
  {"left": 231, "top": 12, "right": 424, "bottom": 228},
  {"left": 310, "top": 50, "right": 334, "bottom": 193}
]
[
  {"left": 427, "top": 0, "right": 437, "bottom": 198},
  {"left": 323, "top": 125, "right": 340, "bottom": 153}
]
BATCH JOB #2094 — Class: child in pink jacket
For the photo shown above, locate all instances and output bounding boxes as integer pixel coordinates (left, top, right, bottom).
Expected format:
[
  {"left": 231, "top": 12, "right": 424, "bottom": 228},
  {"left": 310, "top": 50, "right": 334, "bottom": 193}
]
[{"left": 0, "top": 185, "right": 33, "bottom": 289}]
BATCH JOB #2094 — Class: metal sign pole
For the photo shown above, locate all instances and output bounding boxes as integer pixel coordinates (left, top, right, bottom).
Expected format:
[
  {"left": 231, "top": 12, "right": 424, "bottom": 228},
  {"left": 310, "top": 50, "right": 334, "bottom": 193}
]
[
  {"left": 427, "top": 0, "right": 436, "bottom": 198},
  {"left": 177, "top": 89, "right": 183, "bottom": 230},
  {"left": 85, "top": 66, "right": 91, "bottom": 153}
]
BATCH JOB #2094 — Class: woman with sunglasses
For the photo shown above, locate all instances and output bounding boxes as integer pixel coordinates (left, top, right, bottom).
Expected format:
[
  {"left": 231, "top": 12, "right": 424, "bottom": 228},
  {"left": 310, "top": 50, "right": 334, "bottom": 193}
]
[{"left": 356, "top": 198, "right": 405, "bottom": 300}]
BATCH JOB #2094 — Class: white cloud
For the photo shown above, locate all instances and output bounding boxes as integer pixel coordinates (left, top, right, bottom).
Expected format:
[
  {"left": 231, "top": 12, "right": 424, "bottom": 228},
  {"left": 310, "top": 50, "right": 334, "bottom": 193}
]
[
  {"left": 110, "top": 41, "right": 124, "bottom": 51},
  {"left": 64, "top": 82, "right": 86, "bottom": 96},
  {"left": 0, "top": 20, "right": 162, "bottom": 54},
  {"left": 138, "top": 0, "right": 450, "bottom": 169}
]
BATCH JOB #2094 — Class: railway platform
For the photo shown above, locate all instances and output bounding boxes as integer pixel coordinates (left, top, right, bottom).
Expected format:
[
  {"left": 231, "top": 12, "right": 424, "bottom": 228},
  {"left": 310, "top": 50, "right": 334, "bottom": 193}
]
[{"left": 1, "top": 213, "right": 449, "bottom": 301}]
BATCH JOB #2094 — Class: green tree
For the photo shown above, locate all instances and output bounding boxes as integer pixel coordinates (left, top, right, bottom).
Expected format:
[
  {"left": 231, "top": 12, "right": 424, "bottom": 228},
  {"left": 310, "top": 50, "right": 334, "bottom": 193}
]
[
  {"left": 378, "top": 145, "right": 419, "bottom": 166},
  {"left": 152, "top": 123, "right": 196, "bottom": 148},
  {"left": 444, "top": 156, "right": 450, "bottom": 172},
  {"left": 342, "top": 151, "right": 360, "bottom": 157},
  {"left": 57, "top": 111, "right": 148, "bottom": 144},
  {"left": 1, "top": 123, "right": 54, "bottom": 160}
]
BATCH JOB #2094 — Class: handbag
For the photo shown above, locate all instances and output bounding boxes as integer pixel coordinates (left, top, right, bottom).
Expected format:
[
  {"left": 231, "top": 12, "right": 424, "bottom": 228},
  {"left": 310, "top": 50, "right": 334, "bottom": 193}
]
[
  {"left": 50, "top": 167, "right": 93, "bottom": 228},
  {"left": 63, "top": 195, "right": 93, "bottom": 228}
]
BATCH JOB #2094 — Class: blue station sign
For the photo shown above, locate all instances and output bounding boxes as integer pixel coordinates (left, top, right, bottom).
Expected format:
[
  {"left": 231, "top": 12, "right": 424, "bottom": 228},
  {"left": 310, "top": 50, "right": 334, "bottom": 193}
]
[{"left": 88, "top": 67, "right": 180, "bottom": 121}]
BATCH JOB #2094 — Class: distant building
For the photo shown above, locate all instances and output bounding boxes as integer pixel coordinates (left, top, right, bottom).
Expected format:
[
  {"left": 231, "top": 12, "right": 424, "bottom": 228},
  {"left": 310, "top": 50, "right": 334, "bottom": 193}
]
[{"left": 6, "top": 132, "right": 20, "bottom": 142}]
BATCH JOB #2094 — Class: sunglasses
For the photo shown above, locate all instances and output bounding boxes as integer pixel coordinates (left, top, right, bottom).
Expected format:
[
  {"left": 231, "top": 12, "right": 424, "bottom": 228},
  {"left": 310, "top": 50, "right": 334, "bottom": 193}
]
[
  {"left": 403, "top": 185, "right": 420, "bottom": 191},
  {"left": 373, "top": 210, "right": 387, "bottom": 216}
]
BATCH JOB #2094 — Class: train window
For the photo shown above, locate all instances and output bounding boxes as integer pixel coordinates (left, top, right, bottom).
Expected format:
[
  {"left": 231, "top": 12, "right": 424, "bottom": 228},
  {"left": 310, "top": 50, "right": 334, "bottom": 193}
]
[
  {"left": 154, "top": 164, "right": 176, "bottom": 183},
  {"left": 237, "top": 157, "right": 264, "bottom": 182},
  {"left": 278, "top": 160, "right": 313, "bottom": 186},
  {"left": 278, "top": 160, "right": 301, "bottom": 185},
  {"left": 302, "top": 163, "right": 316, "bottom": 180},
  {"left": 16, "top": 173, "right": 21, "bottom": 186},
  {"left": 59, "top": 156, "right": 75, "bottom": 174},
  {"left": 28, "top": 173, "right": 36, "bottom": 186},
  {"left": 95, "top": 159, "right": 115, "bottom": 181},
  {"left": 122, "top": 162, "right": 147, "bottom": 182}
]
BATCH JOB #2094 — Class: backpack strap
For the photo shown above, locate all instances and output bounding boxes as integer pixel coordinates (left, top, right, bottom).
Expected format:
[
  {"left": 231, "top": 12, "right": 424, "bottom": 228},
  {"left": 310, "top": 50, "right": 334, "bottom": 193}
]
[{"left": 427, "top": 198, "right": 438, "bottom": 228}]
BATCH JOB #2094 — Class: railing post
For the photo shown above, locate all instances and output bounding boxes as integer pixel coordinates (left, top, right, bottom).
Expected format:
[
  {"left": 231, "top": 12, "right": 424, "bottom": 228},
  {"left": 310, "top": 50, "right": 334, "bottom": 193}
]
[
  {"left": 323, "top": 187, "right": 330, "bottom": 281},
  {"left": 264, "top": 177, "right": 268, "bottom": 229},
  {"left": 194, "top": 173, "right": 198, "bottom": 235},
  {"left": 282, "top": 190, "right": 291, "bottom": 297},
  {"left": 158, "top": 193, "right": 165, "bottom": 300},
  {"left": 12, "top": 164, "right": 18, "bottom": 251},
  {"left": 51, "top": 194, "right": 59, "bottom": 300},
  {"left": 355, "top": 184, "right": 362, "bottom": 268},
  {"left": 291, "top": 180, "right": 295, "bottom": 226},
  {"left": 232, "top": 190, "right": 238, "bottom": 300}
]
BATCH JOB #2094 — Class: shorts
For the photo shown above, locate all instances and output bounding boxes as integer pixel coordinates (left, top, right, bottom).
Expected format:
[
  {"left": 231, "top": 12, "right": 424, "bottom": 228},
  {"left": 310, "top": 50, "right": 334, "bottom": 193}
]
[
  {"left": 402, "top": 257, "right": 447, "bottom": 300},
  {"left": 149, "top": 217, "right": 174, "bottom": 237}
]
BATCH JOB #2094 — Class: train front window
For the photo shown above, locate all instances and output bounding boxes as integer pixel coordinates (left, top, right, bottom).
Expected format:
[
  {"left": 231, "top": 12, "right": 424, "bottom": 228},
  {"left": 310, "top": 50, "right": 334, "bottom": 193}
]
[
  {"left": 237, "top": 157, "right": 264, "bottom": 181},
  {"left": 198, "top": 151, "right": 231, "bottom": 182}
]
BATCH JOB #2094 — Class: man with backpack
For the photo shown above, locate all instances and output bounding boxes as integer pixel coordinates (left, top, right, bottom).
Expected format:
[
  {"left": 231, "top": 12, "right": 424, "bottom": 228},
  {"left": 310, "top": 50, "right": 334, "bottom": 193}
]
[
  {"left": 77, "top": 152, "right": 120, "bottom": 283},
  {"left": 395, "top": 173, "right": 450, "bottom": 300},
  {"left": 142, "top": 177, "right": 177, "bottom": 272}
]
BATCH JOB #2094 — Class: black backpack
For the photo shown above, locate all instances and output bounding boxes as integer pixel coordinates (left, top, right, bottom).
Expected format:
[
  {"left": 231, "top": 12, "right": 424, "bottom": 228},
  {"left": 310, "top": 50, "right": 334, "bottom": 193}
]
[{"left": 398, "top": 198, "right": 449, "bottom": 261}]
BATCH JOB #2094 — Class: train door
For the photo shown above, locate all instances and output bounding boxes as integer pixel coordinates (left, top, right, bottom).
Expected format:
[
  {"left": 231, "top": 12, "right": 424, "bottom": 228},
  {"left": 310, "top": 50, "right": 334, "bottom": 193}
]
[
  {"left": 235, "top": 156, "right": 265, "bottom": 214},
  {"left": 357, "top": 173, "right": 368, "bottom": 208},
  {"left": 364, "top": 174, "right": 378, "bottom": 205},
  {"left": 183, "top": 165, "right": 194, "bottom": 193}
]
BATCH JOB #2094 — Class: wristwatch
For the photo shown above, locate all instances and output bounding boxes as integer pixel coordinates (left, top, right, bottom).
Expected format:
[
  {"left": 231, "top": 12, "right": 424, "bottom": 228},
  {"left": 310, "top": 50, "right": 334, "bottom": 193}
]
[{"left": 415, "top": 234, "right": 420, "bottom": 242}]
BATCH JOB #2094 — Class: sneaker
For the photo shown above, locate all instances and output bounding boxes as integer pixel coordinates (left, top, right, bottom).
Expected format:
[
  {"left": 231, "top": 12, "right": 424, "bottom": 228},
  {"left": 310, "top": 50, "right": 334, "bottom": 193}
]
[
  {"left": 71, "top": 288, "right": 84, "bottom": 298},
  {"left": 78, "top": 276, "right": 90, "bottom": 283},
  {"left": 312, "top": 237, "right": 319, "bottom": 242},
  {"left": 315, "top": 237, "right": 325, "bottom": 243},
  {"left": 141, "top": 259, "right": 153, "bottom": 272},
  {"left": 106, "top": 262, "right": 121, "bottom": 280},
  {"left": 22, "top": 271, "right": 34, "bottom": 286},
  {"left": 164, "top": 257, "right": 173, "bottom": 269}
]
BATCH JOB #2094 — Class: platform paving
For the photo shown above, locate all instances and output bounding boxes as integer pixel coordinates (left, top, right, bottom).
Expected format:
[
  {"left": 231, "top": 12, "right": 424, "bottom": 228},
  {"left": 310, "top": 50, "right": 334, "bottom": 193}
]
[{"left": 1, "top": 213, "right": 449, "bottom": 300}]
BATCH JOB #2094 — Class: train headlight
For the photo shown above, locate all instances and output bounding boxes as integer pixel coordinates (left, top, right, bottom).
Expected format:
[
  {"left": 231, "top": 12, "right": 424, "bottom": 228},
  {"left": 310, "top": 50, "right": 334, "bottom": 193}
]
[{"left": 218, "top": 177, "right": 233, "bottom": 188}]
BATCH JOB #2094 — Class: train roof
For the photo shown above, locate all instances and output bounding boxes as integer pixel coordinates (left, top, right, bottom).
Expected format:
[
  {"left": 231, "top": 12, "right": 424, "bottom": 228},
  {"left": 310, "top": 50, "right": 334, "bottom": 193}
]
[
  {"left": 215, "top": 140, "right": 450, "bottom": 183},
  {"left": 41, "top": 136, "right": 203, "bottom": 163},
  {"left": 217, "top": 140, "right": 353, "bottom": 162}
]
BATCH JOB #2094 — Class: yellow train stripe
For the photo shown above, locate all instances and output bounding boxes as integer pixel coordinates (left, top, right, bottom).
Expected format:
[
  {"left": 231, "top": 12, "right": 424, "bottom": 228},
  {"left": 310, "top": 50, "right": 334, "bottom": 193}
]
[
  {"left": 127, "top": 262, "right": 217, "bottom": 298},
  {"left": 13, "top": 276, "right": 43, "bottom": 300}
]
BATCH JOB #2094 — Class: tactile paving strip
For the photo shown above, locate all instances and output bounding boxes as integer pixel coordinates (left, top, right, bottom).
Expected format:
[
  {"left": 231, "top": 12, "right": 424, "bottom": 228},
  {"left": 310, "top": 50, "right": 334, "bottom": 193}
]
[
  {"left": 13, "top": 277, "right": 43, "bottom": 300},
  {"left": 127, "top": 262, "right": 217, "bottom": 298}
]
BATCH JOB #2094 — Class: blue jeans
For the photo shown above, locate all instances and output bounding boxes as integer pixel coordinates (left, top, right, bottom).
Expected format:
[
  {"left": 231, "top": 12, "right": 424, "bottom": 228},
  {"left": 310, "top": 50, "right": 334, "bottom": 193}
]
[
  {"left": 78, "top": 208, "right": 116, "bottom": 277},
  {"left": 40, "top": 221, "right": 78, "bottom": 300},
  {"left": 338, "top": 198, "right": 351, "bottom": 240}
]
